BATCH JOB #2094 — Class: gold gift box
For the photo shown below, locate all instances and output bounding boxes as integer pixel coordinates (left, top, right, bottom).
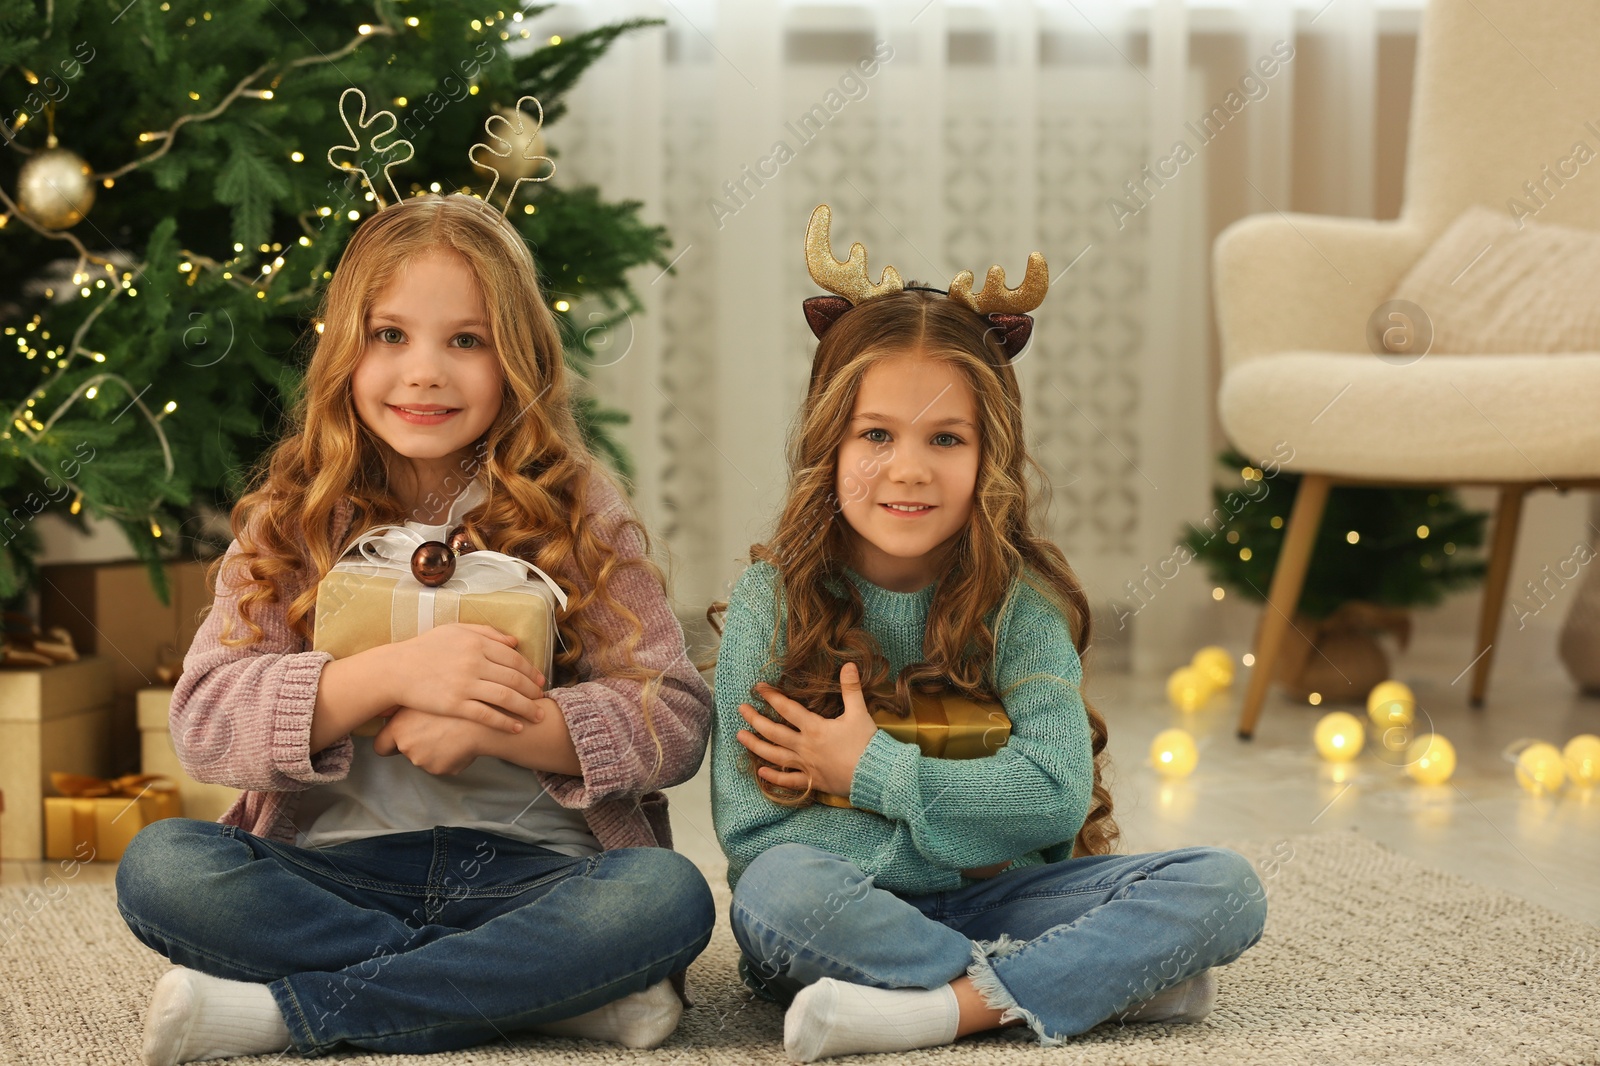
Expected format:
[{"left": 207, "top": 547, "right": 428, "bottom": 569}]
[
  {"left": 313, "top": 569, "right": 556, "bottom": 737},
  {"left": 815, "top": 690, "right": 1011, "bottom": 808},
  {"left": 44, "top": 773, "right": 183, "bottom": 862}
]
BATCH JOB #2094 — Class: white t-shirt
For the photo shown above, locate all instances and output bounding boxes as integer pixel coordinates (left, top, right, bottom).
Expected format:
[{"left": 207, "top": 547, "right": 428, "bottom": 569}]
[{"left": 295, "top": 736, "right": 601, "bottom": 856}]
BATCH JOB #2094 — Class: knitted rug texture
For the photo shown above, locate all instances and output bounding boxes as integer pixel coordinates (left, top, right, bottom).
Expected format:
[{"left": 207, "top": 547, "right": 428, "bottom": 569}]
[{"left": 1, "top": 828, "right": 1595, "bottom": 1065}]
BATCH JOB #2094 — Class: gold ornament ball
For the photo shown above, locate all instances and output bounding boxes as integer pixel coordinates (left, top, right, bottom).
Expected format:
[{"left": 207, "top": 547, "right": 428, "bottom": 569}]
[
  {"left": 1514, "top": 741, "right": 1566, "bottom": 795},
  {"left": 1366, "top": 679, "right": 1415, "bottom": 729},
  {"left": 1191, "top": 646, "right": 1235, "bottom": 688},
  {"left": 1562, "top": 734, "right": 1600, "bottom": 788},
  {"left": 17, "top": 146, "right": 96, "bottom": 229},
  {"left": 1314, "top": 711, "right": 1365, "bottom": 762},
  {"left": 1405, "top": 733, "right": 1456, "bottom": 785},
  {"left": 1165, "top": 666, "right": 1213, "bottom": 712},
  {"left": 1149, "top": 728, "right": 1198, "bottom": 779},
  {"left": 486, "top": 107, "right": 550, "bottom": 182}
]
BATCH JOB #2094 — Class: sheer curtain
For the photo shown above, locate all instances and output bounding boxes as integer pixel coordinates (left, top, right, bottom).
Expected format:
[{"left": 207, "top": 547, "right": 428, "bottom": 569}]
[{"left": 538, "top": 0, "right": 1392, "bottom": 671}]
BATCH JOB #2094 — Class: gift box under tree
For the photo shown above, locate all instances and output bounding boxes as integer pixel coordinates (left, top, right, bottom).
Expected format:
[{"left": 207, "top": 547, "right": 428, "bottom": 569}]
[
  {"left": 43, "top": 771, "right": 182, "bottom": 862},
  {"left": 0, "top": 657, "right": 114, "bottom": 860}
]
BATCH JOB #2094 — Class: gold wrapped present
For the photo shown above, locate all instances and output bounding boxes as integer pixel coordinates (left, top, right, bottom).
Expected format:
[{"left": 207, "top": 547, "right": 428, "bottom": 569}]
[
  {"left": 44, "top": 772, "right": 183, "bottom": 861},
  {"left": 815, "top": 690, "right": 1011, "bottom": 808},
  {"left": 313, "top": 518, "right": 567, "bottom": 737}
]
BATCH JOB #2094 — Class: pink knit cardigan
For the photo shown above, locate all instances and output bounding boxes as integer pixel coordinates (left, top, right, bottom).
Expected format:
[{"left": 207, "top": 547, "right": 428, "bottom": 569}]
[{"left": 170, "top": 470, "right": 713, "bottom": 854}]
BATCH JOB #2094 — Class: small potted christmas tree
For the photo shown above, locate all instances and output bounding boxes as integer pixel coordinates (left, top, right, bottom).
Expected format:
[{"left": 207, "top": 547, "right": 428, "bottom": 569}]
[{"left": 1184, "top": 451, "right": 1489, "bottom": 703}]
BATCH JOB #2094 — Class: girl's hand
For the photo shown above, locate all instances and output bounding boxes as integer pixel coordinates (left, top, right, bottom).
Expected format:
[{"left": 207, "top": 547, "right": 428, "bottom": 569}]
[
  {"left": 736, "top": 662, "right": 878, "bottom": 798},
  {"left": 372, "top": 707, "right": 489, "bottom": 776},
  {"left": 390, "top": 623, "right": 547, "bottom": 734}
]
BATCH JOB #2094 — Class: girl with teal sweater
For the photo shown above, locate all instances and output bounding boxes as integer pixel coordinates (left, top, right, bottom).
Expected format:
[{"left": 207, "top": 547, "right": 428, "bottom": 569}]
[{"left": 709, "top": 207, "right": 1268, "bottom": 1061}]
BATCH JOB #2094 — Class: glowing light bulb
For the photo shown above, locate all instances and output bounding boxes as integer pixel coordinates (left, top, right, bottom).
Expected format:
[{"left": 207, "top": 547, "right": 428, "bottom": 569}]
[
  {"left": 1562, "top": 734, "right": 1600, "bottom": 787},
  {"left": 1406, "top": 734, "right": 1455, "bottom": 785},
  {"left": 1190, "top": 646, "right": 1234, "bottom": 688},
  {"left": 1149, "top": 729, "right": 1198, "bottom": 779},
  {"left": 1514, "top": 742, "right": 1565, "bottom": 795},
  {"left": 1366, "top": 680, "right": 1415, "bottom": 729},
  {"left": 1314, "top": 711, "right": 1364, "bottom": 762},
  {"left": 1165, "top": 666, "right": 1212, "bottom": 712}
]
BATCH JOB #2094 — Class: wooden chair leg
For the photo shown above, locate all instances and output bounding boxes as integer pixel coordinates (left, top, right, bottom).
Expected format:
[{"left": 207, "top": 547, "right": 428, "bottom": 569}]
[
  {"left": 1238, "top": 474, "right": 1333, "bottom": 739},
  {"left": 1470, "top": 485, "right": 1527, "bottom": 707}
]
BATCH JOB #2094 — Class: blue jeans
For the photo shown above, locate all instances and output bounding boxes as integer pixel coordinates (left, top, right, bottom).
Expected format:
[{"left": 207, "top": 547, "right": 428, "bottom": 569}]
[
  {"left": 730, "top": 842, "right": 1268, "bottom": 1045},
  {"left": 116, "top": 818, "right": 715, "bottom": 1057}
]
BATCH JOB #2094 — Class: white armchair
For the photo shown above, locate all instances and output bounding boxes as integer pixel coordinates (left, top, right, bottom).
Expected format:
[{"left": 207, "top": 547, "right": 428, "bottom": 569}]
[{"left": 1213, "top": 0, "right": 1600, "bottom": 737}]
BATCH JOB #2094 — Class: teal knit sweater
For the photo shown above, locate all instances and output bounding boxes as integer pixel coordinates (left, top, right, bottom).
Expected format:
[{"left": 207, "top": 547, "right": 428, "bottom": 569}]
[{"left": 710, "top": 561, "right": 1094, "bottom": 895}]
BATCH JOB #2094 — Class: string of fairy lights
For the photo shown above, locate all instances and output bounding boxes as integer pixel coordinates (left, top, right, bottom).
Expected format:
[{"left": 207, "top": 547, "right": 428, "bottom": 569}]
[
  {"left": 1204, "top": 464, "right": 1457, "bottom": 610},
  {"left": 1151, "top": 649, "right": 1600, "bottom": 799},
  {"left": 2, "top": 6, "right": 561, "bottom": 540}
]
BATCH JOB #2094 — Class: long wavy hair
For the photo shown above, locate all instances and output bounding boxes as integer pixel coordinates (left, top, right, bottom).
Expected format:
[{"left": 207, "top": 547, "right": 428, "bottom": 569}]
[
  {"left": 216, "top": 194, "right": 667, "bottom": 771},
  {"left": 712, "top": 288, "right": 1118, "bottom": 858}
]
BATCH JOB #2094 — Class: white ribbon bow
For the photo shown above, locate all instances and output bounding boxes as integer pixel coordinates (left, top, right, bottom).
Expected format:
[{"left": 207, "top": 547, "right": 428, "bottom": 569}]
[
  {"left": 328, "top": 478, "right": 569, "bottom": 655},
  {"left": 347, "top": 522, "right": 568, "bottom": 610}
]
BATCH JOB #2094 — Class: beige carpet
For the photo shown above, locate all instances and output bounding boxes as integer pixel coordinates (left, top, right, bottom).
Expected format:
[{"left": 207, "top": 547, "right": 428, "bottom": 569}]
[{"left": 2, "top": 828, "right": 1596, "bottom": 1065}]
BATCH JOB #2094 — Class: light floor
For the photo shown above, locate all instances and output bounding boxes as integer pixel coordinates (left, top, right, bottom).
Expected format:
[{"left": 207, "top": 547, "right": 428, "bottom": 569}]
[{"left": 7, "top": 629, "right": 1597, "bottom": 927}]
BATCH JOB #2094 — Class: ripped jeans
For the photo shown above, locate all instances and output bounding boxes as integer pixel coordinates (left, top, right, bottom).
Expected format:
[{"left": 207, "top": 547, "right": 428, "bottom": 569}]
[{"left": 729, "top": 842, "right": 1268, "bottom": 1044}]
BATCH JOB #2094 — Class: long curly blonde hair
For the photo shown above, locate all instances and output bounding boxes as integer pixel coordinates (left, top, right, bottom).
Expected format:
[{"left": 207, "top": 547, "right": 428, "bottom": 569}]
[
  {"left": 217, "top": 194, "right": 667, "bottom": 768},
  {"left": 715, "top": 288, "right": 1118, "bottom": 858}
]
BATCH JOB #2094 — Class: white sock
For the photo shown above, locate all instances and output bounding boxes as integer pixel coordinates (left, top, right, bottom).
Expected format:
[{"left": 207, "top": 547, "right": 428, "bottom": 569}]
[
  {"left": 783, "top": 978, "right": 960, "bottom": 1063},
  {"left": 142, "top": 966, "right": 293, "bottom": 1066},
  {"left": 1118, "top": 967, "right": 1217, "bottom": 1024},
  {"left": 532, "top": 979, "right": 682, "bottom": 1050}
]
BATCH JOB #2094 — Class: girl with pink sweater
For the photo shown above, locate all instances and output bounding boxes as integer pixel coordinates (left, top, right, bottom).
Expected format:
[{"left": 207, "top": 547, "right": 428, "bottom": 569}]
[{"left": 116, "top": 195, "right": 715, "bottom": 1064}]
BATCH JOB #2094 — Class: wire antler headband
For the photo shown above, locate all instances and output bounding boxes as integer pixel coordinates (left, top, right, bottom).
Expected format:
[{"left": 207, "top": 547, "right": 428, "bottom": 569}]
[
  {"left": 327, "top": 87, "right": 554, "bottom": 216},
  {"left": 802, "top": 204, "right": 1050, "bottom": 359}
]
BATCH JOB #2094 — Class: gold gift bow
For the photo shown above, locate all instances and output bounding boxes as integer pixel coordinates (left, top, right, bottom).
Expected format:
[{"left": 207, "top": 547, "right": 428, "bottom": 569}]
[
  {"left": 50, "top": 772, "right": 178, "bottom": 858},
  {"left": 50, "top": 771, "right": 174, "bottom": 799}
]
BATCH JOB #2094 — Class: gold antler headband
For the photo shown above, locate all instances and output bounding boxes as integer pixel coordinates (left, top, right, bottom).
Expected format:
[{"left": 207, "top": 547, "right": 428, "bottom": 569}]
[
  {"left": 326, "top": 87, "right": 554, "bottom": 216},
  {"left": 802, "top": 204, "right": 1050, "bottom": 359},
  {"left": 948, "top": 254, "right": 1050, "bottom": 315},
  {"left": 804, "top": 204, "right": 905, "bottom": 303}
]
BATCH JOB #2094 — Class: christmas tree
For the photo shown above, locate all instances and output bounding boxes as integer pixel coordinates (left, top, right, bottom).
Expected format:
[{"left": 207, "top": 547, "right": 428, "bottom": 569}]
[
  {"left": 1184, "top": 450, "right": 1490, "bottom": 619},
  {"left": 0, "top": 1, "right": 669, "bottom": 605}
]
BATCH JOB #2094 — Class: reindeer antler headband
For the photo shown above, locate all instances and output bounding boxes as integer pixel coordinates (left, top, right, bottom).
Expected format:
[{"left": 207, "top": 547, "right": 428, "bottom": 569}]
[
  {"left": 802, "top": 204, "right": 1050, "bottom": 359},
  {"left": 327, "top": 87, "right": 554, "bottom": 214}
]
